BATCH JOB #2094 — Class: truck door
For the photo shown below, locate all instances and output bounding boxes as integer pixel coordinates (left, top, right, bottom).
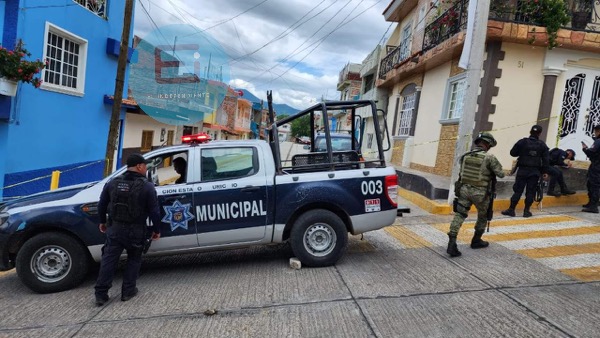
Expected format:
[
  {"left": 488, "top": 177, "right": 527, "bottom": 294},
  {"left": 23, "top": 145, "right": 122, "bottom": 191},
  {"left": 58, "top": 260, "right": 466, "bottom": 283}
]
[
  {"left": 147, "top": 150, "right": 199, "bottom": 251},
  {"left": 192, "top": 146, "right": 269, "bottom": 246}
]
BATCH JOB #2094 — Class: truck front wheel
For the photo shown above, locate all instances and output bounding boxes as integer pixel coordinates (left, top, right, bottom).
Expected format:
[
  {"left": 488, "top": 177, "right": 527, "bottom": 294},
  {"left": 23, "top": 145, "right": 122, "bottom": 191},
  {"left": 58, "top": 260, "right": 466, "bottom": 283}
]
[
  {"left": 16, "top": 233, "right": 90, "bottom": 293},
  {"left": 290, "top": 210, "right": 348, "bottom": 267}
]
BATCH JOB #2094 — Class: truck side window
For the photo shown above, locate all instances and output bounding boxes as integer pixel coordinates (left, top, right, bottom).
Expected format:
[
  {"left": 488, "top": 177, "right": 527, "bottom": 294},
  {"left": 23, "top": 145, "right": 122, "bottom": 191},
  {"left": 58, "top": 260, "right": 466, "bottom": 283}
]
[{"left": 201, "top": 147, "right": 258, "bottom": 181}]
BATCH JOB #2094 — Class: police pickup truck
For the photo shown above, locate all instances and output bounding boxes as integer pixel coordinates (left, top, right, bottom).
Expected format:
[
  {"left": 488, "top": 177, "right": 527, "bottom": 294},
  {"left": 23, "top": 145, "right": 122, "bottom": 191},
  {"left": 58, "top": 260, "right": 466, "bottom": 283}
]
[{"left": 0, "top": 100, "right": 399, "bottom": 293}]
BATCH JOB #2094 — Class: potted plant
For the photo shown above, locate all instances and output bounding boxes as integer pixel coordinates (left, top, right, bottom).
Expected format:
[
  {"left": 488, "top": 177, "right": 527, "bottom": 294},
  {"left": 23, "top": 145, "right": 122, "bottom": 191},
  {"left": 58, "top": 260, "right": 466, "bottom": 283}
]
[
  {"left": 0, "top": 40, "right": 46, "bottom": 96},
  {"left": 571, "top": 0, "right": 593, "bottom": 30}
]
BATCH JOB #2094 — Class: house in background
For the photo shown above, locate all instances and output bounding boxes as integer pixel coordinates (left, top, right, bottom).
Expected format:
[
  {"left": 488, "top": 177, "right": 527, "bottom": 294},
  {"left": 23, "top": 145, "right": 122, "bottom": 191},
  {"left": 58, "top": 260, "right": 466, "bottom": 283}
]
[
  {"left": 0, "top": 0, "right": 133, "bottom": 200},
  {"left": 377, "top": 0, "right": 600, "bottom": 198}
]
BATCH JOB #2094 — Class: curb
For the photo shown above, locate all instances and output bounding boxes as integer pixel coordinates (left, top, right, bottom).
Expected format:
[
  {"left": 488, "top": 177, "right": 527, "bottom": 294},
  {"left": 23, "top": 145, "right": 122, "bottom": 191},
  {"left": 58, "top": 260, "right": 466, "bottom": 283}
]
[{"left": 399, "top": 188, "right": 589, "bottom": 215}]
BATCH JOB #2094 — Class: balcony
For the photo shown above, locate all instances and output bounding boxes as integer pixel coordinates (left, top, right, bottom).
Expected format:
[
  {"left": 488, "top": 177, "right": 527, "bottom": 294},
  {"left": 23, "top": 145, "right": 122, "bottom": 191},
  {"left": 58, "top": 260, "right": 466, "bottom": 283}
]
[
  {"left": 423, "top": 0, "right": 469, "bottom": 52},
  {"left": 489, "top": 0, "right": 600, "bottom": 32},
  {"left": 337, "top": 63, "right": 361, "bottom": 91}
]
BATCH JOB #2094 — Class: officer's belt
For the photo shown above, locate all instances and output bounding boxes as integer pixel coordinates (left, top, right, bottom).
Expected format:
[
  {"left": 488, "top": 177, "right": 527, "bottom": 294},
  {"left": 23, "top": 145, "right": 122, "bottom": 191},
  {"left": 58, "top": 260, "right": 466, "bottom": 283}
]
[{"left": 110, "top": 221, "right": 145, "bottom": 228}]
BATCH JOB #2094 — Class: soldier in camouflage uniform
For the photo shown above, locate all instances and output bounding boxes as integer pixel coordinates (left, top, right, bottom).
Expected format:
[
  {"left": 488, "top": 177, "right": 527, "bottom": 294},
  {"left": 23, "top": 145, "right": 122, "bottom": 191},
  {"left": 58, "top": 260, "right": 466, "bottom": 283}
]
[{"left": 447, "top": 132, "right": 505, "bottom": 257}]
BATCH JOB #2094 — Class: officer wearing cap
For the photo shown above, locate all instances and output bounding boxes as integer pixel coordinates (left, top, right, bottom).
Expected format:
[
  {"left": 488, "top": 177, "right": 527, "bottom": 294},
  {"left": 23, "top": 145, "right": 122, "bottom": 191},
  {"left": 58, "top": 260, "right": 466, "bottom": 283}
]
[
  {"left": 502, "top": 125, "right": 550, "bottom": 218},
  {"left": 582, "top": 125, "right": 600, "bottom": 213},
  {"left": 447, "top": 132, "right": 505, "bottom": 257},
  {"left": 94, "top": 153, "right": 162, "bottom": 306}
]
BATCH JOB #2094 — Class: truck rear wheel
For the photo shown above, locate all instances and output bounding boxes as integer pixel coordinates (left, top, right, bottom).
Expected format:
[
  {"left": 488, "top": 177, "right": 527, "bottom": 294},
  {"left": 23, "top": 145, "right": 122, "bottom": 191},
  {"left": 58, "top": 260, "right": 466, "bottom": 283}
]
[
  {"left": 16, "top": 233, "right": 90, "bottom": 293},
  {"left": 290, "top": 209, "right": 348, "bottom": 267}
]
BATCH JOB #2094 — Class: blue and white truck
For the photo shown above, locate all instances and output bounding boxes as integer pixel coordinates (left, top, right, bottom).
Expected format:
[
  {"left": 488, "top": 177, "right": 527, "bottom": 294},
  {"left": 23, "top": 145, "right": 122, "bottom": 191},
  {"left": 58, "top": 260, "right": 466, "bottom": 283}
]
[{"left": 0, "top": 100, "right": 400, "bottom": 293}]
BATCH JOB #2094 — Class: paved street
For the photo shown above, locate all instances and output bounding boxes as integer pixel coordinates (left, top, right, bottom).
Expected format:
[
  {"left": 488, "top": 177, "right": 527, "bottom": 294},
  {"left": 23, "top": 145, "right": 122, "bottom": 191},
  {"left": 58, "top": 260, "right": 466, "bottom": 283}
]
[{"left": 1, "top": 198, "right": 599, "bottom": 337}]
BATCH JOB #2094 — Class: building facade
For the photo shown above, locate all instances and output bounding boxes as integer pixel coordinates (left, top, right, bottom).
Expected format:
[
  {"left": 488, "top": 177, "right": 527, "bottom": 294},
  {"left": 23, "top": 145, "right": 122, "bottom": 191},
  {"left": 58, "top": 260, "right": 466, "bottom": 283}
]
[
  {"left": 378, "top": 0, "right": 600, "bottom": 182},
  {"left": 1, "top": 0, "right": 133, "bottom": 199}
]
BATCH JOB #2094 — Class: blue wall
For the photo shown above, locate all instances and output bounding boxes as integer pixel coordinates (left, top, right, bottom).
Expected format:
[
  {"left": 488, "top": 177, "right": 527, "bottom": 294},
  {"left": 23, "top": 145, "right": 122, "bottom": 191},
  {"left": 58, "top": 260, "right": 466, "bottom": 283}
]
[{"left": 1, "top": 0, "right": 133, "bottom": 199}]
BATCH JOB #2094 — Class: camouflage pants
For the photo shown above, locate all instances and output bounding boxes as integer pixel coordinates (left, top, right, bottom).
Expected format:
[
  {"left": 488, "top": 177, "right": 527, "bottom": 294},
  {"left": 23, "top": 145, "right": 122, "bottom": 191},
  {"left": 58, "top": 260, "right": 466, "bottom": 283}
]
[{"left": 449, "top": 184, "right": 490, "bottom": 237}]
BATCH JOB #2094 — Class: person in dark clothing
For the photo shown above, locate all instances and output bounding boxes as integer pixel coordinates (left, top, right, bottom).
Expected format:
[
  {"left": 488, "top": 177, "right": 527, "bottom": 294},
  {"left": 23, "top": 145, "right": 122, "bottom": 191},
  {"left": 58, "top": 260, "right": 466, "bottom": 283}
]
[
  {"left": 94, "top": 153, "right": 162, "bottom": 306},
  {"left": 501, "top": 125, "right": 549, "bottom": 218},
  {"left": 546, "top": 148, "right": 576, "bottom": 197},
  {"left": 173, "top": 157, "right": 187, "bottom": 184},
  {"left": 582, "top": 125, "right": 600, "bottom": 213}
]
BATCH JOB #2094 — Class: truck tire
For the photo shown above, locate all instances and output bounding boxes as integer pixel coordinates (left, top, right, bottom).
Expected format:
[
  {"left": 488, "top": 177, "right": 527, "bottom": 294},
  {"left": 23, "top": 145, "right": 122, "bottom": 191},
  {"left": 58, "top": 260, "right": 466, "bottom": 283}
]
[
  {"left": 16, "top": 233, "right": 90, "bottom": 293},
  {"left": 290, "top": 209, "right": 348, "bottom": 267}
]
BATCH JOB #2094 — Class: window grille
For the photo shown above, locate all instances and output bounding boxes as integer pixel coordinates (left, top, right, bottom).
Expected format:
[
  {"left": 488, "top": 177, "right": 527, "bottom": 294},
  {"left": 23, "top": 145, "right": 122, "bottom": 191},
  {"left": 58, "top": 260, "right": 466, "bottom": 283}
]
[{"left": 398, "top": 93, "right": 416, "bottom": 136}]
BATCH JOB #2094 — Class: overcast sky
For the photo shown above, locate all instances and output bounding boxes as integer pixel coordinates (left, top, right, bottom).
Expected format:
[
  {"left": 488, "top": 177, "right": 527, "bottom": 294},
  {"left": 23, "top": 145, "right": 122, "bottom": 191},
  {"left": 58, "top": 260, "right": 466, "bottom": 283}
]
[{"left": 133, "top": 0, "right": 393, "bottom": 109}]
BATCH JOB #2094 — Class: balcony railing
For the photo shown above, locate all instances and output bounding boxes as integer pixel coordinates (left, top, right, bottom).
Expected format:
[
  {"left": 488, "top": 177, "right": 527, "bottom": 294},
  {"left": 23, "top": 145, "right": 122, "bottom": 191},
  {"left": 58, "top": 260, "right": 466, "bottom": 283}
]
[
  {"left": 422, "top": 0, "right": 469, "bottom": 52},
  {"left": 378, "top": 40, "right": 413, "bottom": 79},
  {"left": 74, "top": 0, "right": 107, "bottom": 19},
  {"left": 490, "top": 0, "right": 600, "bottom": 32}
]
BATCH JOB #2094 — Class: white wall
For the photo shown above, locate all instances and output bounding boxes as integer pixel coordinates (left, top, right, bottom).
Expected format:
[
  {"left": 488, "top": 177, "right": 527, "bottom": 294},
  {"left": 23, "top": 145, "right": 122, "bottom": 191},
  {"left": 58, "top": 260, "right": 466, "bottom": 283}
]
[{"left": 123, "top": 113, "right": 177, "bottom": 148}]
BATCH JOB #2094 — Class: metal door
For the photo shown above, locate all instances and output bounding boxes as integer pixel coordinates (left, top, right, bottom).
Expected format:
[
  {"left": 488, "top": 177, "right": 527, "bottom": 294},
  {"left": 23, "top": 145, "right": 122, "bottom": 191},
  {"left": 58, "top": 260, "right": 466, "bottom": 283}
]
[{"left": 557, "top": 69, "right": 600, "bottom": 160}]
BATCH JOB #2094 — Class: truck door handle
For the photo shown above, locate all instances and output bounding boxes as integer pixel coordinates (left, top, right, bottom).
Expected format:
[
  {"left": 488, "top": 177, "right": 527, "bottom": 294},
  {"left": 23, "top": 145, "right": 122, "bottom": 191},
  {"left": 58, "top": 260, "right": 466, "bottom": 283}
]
[
  {"left": 164, "top": 195, "right": 186, "bottom": 202},
  {"left": 241, "top": 186, "right": 260, "bottom": 192}
]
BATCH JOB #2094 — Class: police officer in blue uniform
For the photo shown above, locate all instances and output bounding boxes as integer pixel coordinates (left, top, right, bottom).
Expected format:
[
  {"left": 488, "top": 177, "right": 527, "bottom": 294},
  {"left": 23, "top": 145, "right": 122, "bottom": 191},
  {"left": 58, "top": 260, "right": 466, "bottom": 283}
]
[
  {"left": 502, "top": 125, "right": 549, "bottom": 218},
  {"left": 94, "top": 154, "right": 161, "bottom": 306},
  {"left": 546, "top": 148, "right": 576, "bottom": 197},
  {"left": 582, "top": 125, "right": 600, "bottom": 213}
]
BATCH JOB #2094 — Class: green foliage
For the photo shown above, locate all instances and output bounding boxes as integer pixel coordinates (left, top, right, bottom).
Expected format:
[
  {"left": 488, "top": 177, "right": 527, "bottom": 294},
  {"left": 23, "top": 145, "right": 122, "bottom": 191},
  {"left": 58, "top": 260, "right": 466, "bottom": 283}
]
[
  {"left": 290, "top": 114, "right": 311, "bottom": 138},
  {"left": 520, "top": 0, "right": 570, "bottom": 49},
  {"left": 0, "top": 40, "right": 46, "bottom": 88}
]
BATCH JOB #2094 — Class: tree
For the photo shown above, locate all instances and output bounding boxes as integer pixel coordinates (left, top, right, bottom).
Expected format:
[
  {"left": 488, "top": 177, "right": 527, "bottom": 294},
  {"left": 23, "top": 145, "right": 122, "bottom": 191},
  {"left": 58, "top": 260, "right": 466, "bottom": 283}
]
[
  {"left": 277, "top": 114, "right": 289, "bottom": 121},
  {"left": 291, "top": 114, "right": 311, "bottom": 138}
]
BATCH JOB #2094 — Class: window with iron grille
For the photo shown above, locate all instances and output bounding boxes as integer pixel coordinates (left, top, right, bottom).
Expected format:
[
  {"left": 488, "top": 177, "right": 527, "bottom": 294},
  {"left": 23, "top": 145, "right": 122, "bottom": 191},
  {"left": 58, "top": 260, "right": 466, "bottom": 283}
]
[
  {"left": 73, "top": 0, "right": 107, "bottom": 18},
  {"left": 443, "top": 75, "right": 466, "bottom": 120},
  {"left": 42, "top": 24, "right": 87, "bottom": 95},
  {"left": 367, "top": 133, "right": 374, "bottom": 149},
  {"left": 398, "top": 93, "right": 416, "bottom": 136}
]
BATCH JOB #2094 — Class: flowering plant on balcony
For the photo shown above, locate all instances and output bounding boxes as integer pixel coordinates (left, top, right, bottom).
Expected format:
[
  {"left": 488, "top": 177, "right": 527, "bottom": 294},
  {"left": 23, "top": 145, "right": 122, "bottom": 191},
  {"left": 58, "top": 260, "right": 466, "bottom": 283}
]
[
  {"left": 0, "top": 41, "right": 46, "bottom": 88},
  {"left": 513, "top": 0, "right": 570, "bottom": 49}
]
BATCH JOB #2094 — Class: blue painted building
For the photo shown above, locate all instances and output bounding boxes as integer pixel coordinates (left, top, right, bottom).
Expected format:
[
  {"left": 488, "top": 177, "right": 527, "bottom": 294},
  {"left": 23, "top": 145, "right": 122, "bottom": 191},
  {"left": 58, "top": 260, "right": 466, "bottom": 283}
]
[{"left": 0, "top": 0, "right": 133, "bottom": 200}]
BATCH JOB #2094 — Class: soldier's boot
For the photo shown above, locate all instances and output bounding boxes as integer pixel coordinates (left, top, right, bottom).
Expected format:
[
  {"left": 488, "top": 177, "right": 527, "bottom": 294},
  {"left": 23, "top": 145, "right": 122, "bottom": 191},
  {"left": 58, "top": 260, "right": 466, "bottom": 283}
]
[
  {"left": 470, "top": 230, "right": 489, "bottom": 249},
  {"left": 523, "top": 205, "right": 532, "bottom": 218},
  {"left": 446, "top": 234, "right": 462, "bottom": 257}
]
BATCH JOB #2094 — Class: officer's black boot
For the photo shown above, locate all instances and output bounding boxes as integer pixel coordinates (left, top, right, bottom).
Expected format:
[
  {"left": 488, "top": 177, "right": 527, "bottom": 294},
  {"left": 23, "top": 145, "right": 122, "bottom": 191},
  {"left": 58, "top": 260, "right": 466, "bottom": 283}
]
[
  {"left": 523, "top": 205, "right": 532, "bottom": 218},
  {"left": 446, "top": 234, "right": 462, "bottom": 257},
  {"left": 560, "top": 184, "right": 576, "bottom": 195},
  {"left": 470, "top": 230, "right": 489, "bottom": 249},
  {"left": 501, "top": 205, "right": 516, "bottom": 217},
  {"left": 547, "top": 182, "right": 560, "bottom": 197},
  {"left": 582, "top": 203, "right": 599, "bottom": 213}
]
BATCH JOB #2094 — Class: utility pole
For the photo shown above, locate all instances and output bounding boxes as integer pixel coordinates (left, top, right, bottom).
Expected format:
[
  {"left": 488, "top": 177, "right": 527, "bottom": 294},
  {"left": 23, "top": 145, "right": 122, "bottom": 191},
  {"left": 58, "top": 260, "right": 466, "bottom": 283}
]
[
  {"left": 448, "top": 0, "right": 491, "bottom": 202},
  {"left": 103, "top": 0, "right": 134, "bottom": 177}
]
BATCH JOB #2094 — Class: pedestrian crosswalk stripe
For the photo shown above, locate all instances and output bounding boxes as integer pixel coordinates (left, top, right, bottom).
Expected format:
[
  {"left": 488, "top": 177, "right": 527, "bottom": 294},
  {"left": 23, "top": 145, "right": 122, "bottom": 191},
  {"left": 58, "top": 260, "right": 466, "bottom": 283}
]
[
  {"left": 385, "top": 225, "right": 433, "bottom": 248},
  {"left": 559, "top": 266, "right": 600, "bottom": 281},
  {"left": 473, "top": 226, "right": 600, "bottom": 242},
  {"left": 516, "top": 243, "right": 600, "bottom": 258},
  {"left": 502, "top": 234, "right": 600, "bottom": 250},
  {"left": 537, "top": 253, "right": 600, "bottom": 269}
]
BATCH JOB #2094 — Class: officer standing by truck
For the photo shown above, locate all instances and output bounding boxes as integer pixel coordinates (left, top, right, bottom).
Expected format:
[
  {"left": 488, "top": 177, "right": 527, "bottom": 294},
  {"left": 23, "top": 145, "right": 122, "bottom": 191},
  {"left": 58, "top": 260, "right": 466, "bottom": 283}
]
[
  {"left": 582, "top": 125, "right": 600, "bottom": 213},
  {"left": 501, "top": 125, "right": 549, "bottom": 218},
  {"left": 447, "top": 132, "right": 505, "bottom": 257},
  {"left": 94, "top": 153, "right": 162, "bottom": 306}
]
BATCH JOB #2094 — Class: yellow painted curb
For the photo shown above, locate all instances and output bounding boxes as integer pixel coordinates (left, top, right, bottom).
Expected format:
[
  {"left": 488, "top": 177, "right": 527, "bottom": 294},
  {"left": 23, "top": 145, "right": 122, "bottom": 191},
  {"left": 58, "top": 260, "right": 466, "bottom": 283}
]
[{"left": 399, "top": 187, "right": 589, "bottom": 215}]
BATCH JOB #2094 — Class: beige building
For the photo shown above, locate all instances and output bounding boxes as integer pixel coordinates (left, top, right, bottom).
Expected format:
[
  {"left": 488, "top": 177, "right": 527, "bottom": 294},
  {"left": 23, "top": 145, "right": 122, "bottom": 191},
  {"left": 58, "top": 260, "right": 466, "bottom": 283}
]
[{"left": 378, "top": 0, "right": 600, "bottom": 188}]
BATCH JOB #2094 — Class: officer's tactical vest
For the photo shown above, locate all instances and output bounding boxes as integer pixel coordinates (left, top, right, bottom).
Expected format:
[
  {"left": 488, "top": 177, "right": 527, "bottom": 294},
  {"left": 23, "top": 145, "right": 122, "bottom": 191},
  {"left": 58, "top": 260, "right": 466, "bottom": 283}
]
[
  {"left": 460, "top": 151, "right": 491, "bottom": 187},
  {"left": 518, "top": 138, "right": 543, "bottom": 167},
  {"left": 109, "top": 177, "right": 145, "bottom": 223}
]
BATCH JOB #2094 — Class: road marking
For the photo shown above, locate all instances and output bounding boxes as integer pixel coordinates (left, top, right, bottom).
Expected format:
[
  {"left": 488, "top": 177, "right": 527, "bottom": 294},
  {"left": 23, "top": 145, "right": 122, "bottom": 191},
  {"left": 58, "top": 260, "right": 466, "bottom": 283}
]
[
  {"left": 537, "top": 253, "right": 600, "bottom": 270},
  {"left": 559, "top": 266, "right": 600, "bottom": 281},
  {"left": 502, "top": 234, "right": 600, "bottom": 250},
  {"left": 385, "top": 225, "right": 433, "bottom": 248},
  {"left": 516, "top": 243, "right": 600, "bottom": 258},
  {"left": 426, "top": 215, "right": 600, "bottom": 281}
]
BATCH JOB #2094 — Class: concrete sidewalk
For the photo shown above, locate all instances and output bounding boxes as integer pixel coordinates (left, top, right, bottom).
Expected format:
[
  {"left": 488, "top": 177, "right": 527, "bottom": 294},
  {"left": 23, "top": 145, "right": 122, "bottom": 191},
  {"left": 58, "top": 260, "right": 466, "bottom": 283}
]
[{"left": 399, "top": 187, "right": 590, "bottom": 215}]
